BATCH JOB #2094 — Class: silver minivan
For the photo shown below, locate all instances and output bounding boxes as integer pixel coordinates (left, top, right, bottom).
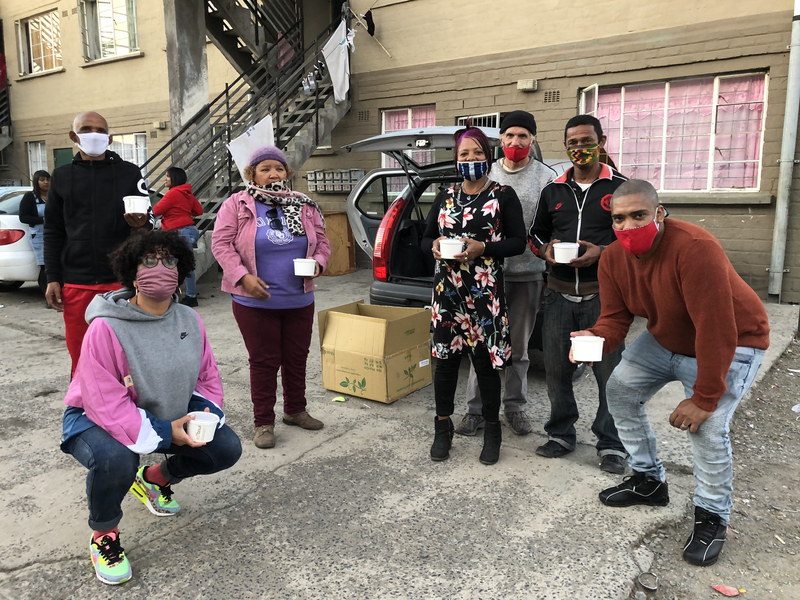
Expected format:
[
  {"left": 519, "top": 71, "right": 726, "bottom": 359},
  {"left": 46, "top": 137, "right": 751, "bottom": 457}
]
[{"left": 344, "top": 126, "right": 570, "bottom": 308}]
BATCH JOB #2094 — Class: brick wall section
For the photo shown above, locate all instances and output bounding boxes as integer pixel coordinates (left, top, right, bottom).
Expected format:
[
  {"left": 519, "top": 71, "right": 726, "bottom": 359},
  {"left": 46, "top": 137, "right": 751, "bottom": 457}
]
[{"left": 301, "top": 10, "right": 800, "bottom": 300}]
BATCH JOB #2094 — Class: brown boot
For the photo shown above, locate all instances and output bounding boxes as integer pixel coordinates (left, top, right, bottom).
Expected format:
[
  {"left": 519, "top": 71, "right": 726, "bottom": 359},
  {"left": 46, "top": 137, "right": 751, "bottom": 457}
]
[
  {"left": 282, "top": 411, "right": 324, "bottom": 430},
  {"left": 253, "top": 425, "right": 276, "bottom": 448}
]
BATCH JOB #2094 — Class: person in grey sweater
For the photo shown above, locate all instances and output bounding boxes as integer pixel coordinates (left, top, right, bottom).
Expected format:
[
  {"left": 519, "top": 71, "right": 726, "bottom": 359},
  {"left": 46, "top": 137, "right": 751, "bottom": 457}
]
[{"left": 456, "top": 111, "right": 556, "bottom": 437}]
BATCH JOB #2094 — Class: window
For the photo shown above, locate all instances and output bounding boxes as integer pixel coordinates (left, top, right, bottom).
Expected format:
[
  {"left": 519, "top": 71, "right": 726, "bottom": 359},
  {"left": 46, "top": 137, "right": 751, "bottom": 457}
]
[
  {"left": 456, "top": 113, "right": 500, "bottom": 128},
  {"left": 79, "top": 0, "right": 139, "bottom": 61},
  {"left": 110, "top": 133, "right": 147, "bottom": 169},
  {"left": 16, "top": 11, "right": 62, "bottom": 75},
  {"left": 582, "top": 74, "right": 767, "bottom": 192},
  {"left": 382, "top": 106, "right": 435, "bottom": 192},
  {"left": 27, "top": 141, "right": 47, "bottom": 180}
]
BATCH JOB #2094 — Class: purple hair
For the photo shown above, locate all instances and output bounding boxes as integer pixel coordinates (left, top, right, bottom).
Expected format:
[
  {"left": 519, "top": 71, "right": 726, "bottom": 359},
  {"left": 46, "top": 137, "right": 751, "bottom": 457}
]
[{"left": 453, "top": 125, "right": 493, "bottom": 167}]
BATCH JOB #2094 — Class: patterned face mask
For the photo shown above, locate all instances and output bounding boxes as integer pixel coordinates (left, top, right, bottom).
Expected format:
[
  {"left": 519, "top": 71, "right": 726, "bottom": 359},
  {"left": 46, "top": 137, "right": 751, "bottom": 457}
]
[
  {"left": 567, "top": 144, "right": 600, "bottom": 166},
  {"left": 457, "top": 160, "right": 489, "bottom": 181}
]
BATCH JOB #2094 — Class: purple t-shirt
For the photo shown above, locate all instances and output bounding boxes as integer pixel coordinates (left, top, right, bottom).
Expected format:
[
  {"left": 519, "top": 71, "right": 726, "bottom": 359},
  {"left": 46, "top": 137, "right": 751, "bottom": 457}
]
[{"left": 232, "top": 204, "right": 314, "bottom": 310}]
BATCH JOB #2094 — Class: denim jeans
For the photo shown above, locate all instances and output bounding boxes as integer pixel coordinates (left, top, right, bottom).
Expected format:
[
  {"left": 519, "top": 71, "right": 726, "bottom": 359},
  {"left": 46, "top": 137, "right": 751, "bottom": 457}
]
[
  {"left": 177, "top": 225, "right": 201, "bottom": 297},
  {"left": 63, "top": 423, "right": 242, "bottom": 531},
  {"left": 542, "top": 288, "right": 626, "bottom": 456},
  {"left": 606, "top": 330, "right": 764, "bottom": 523}
]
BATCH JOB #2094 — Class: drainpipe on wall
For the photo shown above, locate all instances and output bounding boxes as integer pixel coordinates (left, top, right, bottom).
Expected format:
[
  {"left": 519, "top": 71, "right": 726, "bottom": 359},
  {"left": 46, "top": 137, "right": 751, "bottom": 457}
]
[{"left": 768, "top": 0, "right": 800, "bottom": 302}]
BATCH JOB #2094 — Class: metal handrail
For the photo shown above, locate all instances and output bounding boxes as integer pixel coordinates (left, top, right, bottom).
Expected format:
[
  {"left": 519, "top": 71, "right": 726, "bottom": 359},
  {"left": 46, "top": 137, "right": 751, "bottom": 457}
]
[
  {"left": 0, "top": 88, "right": 11, "bottom": 127},
  {"left": 141, "top": 17, "right": 343, "bottom": 233}
]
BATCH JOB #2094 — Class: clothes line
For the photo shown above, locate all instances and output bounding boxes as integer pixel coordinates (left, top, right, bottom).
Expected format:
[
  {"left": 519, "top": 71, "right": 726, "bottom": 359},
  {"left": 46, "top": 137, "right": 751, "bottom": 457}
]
[{"left": 349, "top": 7, "right": 392, "bottom": 58}]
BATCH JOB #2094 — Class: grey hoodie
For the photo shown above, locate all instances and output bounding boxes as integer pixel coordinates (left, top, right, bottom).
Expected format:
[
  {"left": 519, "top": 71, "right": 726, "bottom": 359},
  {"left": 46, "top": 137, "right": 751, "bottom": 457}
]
[
  {"left": 85, "top": 289, "right": 203, "bottom": 421},
  {"left": 489, "top": 158, "right": 556, "bottom": 282}
]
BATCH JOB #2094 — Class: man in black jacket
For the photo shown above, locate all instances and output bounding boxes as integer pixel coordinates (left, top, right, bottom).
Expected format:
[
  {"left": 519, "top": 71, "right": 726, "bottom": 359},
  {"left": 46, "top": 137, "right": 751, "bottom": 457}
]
[
  {"left": 528, "top": 115, "right": 628, "bottom": 473},
  {"left": 44, "top": 111, "right": 152, "bottom": 374}
]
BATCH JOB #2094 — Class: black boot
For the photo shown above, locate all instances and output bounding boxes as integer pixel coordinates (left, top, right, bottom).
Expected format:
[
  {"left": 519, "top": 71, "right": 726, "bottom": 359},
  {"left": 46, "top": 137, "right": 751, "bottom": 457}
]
[
  {"left": 479, "top": 421, "right": 502, "bottom": 465},
  {"left": 430, "top": 417, "right": 454, "bottom": 461},
  {"left": 682, "top": 506, "right": 727, "bottom": 566}
]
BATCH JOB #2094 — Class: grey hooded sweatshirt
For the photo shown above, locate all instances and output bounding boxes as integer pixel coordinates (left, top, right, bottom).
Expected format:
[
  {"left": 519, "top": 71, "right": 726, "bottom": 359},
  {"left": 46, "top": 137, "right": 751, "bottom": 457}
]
[
  {"left": 488, "top": 158, "right": 556, "bottom": 282},
  {"left": 85, "top": 289, "right": 203, "bottom": 421}
]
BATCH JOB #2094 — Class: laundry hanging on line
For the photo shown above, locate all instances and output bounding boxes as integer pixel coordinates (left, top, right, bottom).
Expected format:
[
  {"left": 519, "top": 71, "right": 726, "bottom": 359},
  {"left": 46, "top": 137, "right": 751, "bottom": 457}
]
[{"left": 322, "top": 20, "right": 355, "bottom": 104}]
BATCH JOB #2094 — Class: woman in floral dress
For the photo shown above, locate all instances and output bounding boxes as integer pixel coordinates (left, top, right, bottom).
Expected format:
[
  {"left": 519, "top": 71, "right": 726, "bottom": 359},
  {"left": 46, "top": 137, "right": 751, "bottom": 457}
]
[{"left": 421, "top": 126, "right": 526, "bottom": 465}]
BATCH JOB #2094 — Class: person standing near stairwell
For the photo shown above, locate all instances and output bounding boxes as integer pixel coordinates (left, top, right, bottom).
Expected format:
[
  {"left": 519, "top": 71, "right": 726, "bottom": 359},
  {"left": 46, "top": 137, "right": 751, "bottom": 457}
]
[
  {"left": 153, "top": 167, "right": 204, "bottom": 307},
  {"left": 455, "top": 110, "right": 555, "bottom": 438},
  {"left": 44, "top": 111, "right": 153, "bottom": 375},
  {"left": 528, "top": 114, "right": 628, "bottom": 474}
]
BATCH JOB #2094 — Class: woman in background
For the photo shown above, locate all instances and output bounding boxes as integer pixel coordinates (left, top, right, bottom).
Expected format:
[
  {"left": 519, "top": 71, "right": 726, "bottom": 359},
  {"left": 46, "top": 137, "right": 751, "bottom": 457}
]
[
  {"left": 19, "top": 169, "right": 50, "bottom": 292},
  {"left": 153, "top": 167, "right": 203, "bottom": 307}
]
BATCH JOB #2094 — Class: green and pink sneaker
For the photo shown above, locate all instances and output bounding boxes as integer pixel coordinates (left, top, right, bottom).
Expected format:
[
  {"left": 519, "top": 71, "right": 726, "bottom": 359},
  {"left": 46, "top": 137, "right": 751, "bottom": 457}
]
[
  {"left": 90, "top": 532, "right": 131, "bottom": 585},
  {"left": 129, "top": 466, "right": 180, "bottom": 516}
]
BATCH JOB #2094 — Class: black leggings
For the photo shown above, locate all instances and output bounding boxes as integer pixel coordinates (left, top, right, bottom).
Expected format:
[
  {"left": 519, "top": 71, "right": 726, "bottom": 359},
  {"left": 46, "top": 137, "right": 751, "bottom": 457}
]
[{"left": 434, "top": 345, "right": 501, "bottom": 422}]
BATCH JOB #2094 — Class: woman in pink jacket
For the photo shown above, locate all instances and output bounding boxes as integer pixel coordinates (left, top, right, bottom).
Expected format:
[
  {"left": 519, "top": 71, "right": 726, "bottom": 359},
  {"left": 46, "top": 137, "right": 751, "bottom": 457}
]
[
  {"left": 60, "top": 230, "right": 241, "bottom": 586},
  {"left": 212, "top": 145, "right": 331, "bottom": 450}
]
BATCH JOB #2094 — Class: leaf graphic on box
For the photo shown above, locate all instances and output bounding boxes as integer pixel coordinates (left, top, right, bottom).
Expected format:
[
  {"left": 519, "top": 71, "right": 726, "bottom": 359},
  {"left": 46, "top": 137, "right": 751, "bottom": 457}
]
[{"left": 340, "top": 378, "right": 351, "bottom": 389}]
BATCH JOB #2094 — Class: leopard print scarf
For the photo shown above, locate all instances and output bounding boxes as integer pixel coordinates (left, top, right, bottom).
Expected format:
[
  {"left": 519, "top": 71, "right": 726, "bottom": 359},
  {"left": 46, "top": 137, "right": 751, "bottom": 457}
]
[{"left": 245, "top": 180, "right": 325, "bottom": 236}]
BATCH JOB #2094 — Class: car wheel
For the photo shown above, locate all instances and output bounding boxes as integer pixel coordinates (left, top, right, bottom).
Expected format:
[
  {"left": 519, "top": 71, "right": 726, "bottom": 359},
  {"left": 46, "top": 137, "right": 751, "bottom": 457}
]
[{"left": 0, "top": 281, "right": 24, "bottom": 292}]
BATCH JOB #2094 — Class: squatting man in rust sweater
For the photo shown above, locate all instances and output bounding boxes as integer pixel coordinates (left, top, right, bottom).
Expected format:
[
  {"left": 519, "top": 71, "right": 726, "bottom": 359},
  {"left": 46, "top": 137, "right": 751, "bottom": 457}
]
[{"left": 570, "top": 179, "right": 770, "bottom": 568}]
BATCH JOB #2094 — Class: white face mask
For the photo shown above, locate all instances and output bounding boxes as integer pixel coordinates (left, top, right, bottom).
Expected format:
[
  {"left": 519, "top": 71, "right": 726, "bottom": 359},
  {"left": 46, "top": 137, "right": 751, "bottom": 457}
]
[{"left": 75, "top": 132, "right": 110, "bottom": 157}]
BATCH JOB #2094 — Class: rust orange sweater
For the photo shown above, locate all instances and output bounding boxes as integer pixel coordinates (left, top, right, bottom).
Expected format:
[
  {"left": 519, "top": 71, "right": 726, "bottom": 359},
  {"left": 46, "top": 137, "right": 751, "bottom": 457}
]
[{"left": 588, "top": 219, "right": 769, "bottom": 411}]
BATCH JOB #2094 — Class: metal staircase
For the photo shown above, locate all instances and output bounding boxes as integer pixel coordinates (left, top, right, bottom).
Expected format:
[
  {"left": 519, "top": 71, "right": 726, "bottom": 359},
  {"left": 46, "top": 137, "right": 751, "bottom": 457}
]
[
  {"left": 205, "top": 0, "right": 303, "bottom": 75},
  {"left": 142, "top": 16, "right": 350, "bottom": 279},
  {"left": 0, "top": 86, "right": 11, "bottom": 153}
]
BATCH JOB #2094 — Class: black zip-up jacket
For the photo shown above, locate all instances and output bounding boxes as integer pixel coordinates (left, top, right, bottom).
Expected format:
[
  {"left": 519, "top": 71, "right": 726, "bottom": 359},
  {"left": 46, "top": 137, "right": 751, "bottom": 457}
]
[
  {"left": 44, "top": 151, "right": 151, "bottom": 285},
  {"left": 528, "top": 163, "right": 627, "bottom": 293}
]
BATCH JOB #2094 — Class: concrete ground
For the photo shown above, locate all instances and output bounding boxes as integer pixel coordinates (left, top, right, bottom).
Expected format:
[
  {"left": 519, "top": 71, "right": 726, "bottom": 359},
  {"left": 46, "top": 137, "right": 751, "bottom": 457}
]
[{"left": 0, "top": 270, "right": 796, "bottom": 600}]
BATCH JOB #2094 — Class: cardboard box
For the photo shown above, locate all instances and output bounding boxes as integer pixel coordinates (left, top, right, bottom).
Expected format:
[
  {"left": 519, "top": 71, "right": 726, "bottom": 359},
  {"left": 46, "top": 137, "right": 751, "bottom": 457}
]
[{"left": 318, "top": 301, "right": 432, "bottom": 404}]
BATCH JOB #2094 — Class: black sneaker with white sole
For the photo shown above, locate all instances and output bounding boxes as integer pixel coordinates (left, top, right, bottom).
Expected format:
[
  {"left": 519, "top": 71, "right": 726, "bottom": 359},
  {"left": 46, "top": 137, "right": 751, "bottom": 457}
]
[
  {"left": 682, "top": 506, "right": 727, "bottom": 567},
  {"left": 599, "top": 470, "right": 669, "bottom": 507}
]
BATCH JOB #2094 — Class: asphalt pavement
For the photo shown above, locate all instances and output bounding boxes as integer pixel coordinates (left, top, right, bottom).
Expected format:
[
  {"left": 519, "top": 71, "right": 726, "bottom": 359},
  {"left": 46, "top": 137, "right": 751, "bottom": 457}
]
[{"left": 0, "top": 269, "right": 796, "bottom": 600}]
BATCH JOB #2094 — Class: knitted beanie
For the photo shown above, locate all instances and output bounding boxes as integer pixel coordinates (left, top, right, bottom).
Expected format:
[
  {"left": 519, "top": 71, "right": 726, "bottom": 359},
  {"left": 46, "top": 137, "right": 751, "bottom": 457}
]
[
  {"left": 499, "top": 110, "right": 537, "bottom": 136},
  {"left": 248, "top": 145, "right": 288, "bottom": 168}
]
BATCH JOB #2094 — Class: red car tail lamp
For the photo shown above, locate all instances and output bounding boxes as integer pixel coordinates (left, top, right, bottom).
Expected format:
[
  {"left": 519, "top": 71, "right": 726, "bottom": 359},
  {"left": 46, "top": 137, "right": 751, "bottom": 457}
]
[
  {"left": 0, "top": 229, "right": 25, "bottom": 246},
  {"left": 372, "top": 196, "right": 407, "bottom": 282}
]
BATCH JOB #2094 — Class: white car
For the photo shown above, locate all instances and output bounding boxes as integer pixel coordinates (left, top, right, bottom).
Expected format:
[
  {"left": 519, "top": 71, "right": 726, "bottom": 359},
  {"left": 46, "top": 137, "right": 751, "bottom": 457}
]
[{"left": 0, "top": 186, "right": 45, "bottom": 292}]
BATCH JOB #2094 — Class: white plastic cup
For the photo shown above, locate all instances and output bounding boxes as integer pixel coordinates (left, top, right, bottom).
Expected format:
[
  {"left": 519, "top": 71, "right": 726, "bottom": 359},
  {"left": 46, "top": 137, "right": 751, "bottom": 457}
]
[
  {"left": 186, "top": 411, "right": 220, "bottom": 443},
  {"left": 123, "top": 195, "right": 150, "bottom": 214},
  {"left": 294, "top": 258, "right": 317, "bottom": 276},
  {"left": 571, "top": 336, "right": 605, "bottom": 363},
  {"left": 553, "top": 242, "right": 580, "bottom": 264},
  {"left": 439, "top": 238, "right": 465, "bottom": 259}
]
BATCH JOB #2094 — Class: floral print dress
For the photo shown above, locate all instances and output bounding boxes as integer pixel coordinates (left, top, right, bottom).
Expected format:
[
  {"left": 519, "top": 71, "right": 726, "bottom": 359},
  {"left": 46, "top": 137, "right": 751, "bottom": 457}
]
[{"left": 422, "top": 181, "right": 526, "bottom": 370}]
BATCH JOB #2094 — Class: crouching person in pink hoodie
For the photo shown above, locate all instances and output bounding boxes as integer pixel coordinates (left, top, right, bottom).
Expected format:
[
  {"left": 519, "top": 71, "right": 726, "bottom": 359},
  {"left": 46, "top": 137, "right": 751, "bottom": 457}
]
[{"left": 60, "top": 230, "right": 242, "bottom": 586}]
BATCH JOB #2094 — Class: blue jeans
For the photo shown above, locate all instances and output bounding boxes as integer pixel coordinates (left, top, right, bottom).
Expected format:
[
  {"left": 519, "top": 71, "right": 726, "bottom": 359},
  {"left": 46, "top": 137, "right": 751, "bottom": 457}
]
[
  {"left": 63, "top": 423, "right": 241, "bottom": 531},
  {"left": 606, "top": 330, "right": 764, "bottom": 523},
  {"left": 542, "top": 289, "right": 626, "bottom": 456},
  {"left": 177, "top": 225, "right": 200, "bottom": 297}
]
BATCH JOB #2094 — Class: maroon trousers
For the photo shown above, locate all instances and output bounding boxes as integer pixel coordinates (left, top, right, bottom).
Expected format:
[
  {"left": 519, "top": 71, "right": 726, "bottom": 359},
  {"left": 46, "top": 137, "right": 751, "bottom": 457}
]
[{"left": 232, "top": 301, "right": 315, "bottom": 427}]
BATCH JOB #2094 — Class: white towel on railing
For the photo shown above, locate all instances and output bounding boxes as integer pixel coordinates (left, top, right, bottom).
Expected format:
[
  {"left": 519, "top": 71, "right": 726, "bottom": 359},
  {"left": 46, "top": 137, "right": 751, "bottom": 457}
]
[{"left": 322, "top": 20, "right": 353, "bottom": 105}]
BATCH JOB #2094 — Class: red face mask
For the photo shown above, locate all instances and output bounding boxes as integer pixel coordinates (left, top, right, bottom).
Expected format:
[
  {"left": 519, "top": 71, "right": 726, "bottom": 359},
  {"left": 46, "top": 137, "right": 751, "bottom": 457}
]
[
  {"left": 503, "top": 144, "right": 530, "bottom": 164},
  {"left": 614, "top": 219, "right": 660, "bottom": 256}
]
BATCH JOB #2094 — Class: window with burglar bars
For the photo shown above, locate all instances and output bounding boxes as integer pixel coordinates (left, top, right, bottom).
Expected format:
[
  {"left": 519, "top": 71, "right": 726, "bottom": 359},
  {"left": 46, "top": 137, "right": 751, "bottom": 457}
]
[
  {"left": 27, "top": 141, "right": 47, "bottom": 181},
  {"left": 381, "top": 106, "right": 436, "bottom": 193},
  {"left": 456, "top": 113, "right": 500, "bottom": 128},
  {"left": 110, "top": 133, "right": 147, "bottom": 175},
  {"left": 580, "top": 73, "right": 767, "bottom": 192},
  {"left": 16, "top": 11, "right": 62, "bottom": 75},
  {"left": 79, "top": 0, "right": 139, "bottom": 62}
]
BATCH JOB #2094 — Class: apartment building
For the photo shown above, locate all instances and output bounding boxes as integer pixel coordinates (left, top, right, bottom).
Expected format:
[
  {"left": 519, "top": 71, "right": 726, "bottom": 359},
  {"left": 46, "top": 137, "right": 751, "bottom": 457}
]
[{"left": 300, "top": 0, "right": 799, "bottom": 301}]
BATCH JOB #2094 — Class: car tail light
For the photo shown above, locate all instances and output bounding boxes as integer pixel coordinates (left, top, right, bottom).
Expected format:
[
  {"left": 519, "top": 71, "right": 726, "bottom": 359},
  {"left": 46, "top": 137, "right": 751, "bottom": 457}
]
[
  {"left": 373, "top": 196, "right": 407, "bottom": 282},
  {"left": 0, "top": 230, "right": 25, "bottom": 246}
]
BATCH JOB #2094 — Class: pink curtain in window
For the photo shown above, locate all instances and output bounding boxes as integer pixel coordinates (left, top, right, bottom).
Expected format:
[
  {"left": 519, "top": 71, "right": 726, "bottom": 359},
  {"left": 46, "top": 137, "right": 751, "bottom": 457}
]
[
  {"left": 384, "top": 109, "right": 409, "bottom": 133},
  {"left": 598, "top": 75, "right": 764, "bottom": 190},
  {"left": 384, "top": 106, "right": 436, "bottom": 192}
]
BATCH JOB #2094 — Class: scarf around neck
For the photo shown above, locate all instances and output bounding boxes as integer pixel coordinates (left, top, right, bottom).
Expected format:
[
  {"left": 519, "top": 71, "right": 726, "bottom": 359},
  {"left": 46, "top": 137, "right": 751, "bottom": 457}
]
[{"left": 245, "top": 180, "right": 325, "bottom": 236}]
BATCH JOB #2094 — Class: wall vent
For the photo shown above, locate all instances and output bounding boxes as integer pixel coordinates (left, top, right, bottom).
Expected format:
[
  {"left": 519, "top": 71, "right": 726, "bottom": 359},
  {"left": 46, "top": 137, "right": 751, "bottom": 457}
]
[
  {"left": 150, "top": 130, "right": 158, "bottom": 139},
  {"left": 358, "top": 110, "right": 370, "bottom": 122},
  {"left": 544, "top": 90, "right": 561, "bottom": 103}
]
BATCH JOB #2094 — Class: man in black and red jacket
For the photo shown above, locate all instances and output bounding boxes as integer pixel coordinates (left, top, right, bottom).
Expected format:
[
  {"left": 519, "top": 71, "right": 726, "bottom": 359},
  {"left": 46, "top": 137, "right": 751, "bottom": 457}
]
[{"left": 528, "top": 114, "right": 628, "bottom": 474}]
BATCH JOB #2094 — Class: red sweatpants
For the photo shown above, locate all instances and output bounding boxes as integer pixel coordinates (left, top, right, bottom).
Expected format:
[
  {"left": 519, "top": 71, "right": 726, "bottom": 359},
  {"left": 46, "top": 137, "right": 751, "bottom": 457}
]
[{"left": 63, "top": 283, "right": 122, "bottom": 376}]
